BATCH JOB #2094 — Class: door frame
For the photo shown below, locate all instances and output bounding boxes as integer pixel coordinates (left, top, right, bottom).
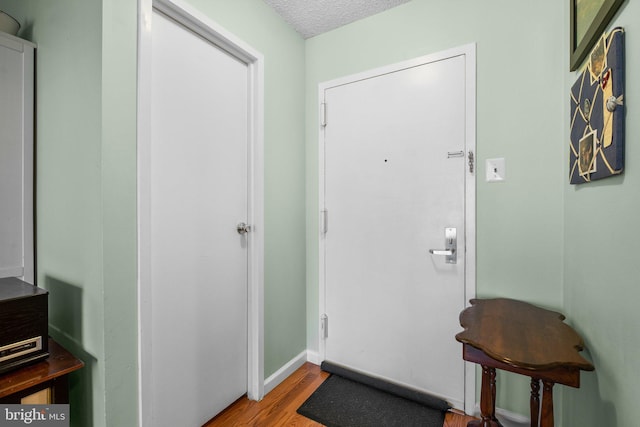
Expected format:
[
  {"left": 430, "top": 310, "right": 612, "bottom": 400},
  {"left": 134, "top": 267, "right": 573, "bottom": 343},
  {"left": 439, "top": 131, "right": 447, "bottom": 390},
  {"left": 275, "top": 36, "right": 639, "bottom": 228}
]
[
  {"left": 318, "top": 44, "right": 476, "bottom": 414},
  {"left": 137, "top": 0, "right": 265, "bottom": 425}
]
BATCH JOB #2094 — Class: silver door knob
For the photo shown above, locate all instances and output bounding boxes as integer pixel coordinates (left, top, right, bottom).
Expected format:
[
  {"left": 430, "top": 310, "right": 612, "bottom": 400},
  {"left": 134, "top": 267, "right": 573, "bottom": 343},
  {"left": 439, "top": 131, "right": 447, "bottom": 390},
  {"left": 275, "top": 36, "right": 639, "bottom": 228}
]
[{"left": 237, "top": 222, "right": 251, "bottom": 234}]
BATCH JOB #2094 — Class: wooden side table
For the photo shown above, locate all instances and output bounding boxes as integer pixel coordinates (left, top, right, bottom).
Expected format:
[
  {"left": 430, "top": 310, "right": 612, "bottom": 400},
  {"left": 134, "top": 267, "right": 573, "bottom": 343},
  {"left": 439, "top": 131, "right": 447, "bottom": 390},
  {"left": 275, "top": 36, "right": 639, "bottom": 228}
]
[
  {"left": 455, "top": 298, "right": 594, "bottom": 427},
  {"left": 0, "top": 338, "right": 84, "bottom": 404}
]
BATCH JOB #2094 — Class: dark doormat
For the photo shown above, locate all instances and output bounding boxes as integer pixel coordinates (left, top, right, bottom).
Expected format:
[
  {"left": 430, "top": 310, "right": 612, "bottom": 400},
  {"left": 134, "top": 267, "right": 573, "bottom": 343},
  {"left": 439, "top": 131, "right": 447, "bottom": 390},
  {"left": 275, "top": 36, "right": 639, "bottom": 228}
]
[{"left": 297, "top": 374, "right": 448, "bottom": 427}]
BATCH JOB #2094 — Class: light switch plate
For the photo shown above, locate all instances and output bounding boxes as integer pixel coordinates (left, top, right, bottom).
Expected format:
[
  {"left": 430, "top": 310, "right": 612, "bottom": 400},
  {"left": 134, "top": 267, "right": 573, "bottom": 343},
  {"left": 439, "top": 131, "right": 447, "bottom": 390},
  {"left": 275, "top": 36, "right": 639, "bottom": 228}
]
[{"left": 486, "top": 158, "right": 506, "bottom": 182}]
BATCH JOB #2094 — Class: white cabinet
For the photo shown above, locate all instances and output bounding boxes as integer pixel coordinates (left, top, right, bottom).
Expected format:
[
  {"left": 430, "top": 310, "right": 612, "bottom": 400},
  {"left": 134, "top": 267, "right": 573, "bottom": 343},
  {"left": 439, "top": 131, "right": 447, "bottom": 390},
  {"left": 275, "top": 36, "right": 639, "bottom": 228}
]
[{"left": 0, "top": 32, "right": 35, "bottom": 283}]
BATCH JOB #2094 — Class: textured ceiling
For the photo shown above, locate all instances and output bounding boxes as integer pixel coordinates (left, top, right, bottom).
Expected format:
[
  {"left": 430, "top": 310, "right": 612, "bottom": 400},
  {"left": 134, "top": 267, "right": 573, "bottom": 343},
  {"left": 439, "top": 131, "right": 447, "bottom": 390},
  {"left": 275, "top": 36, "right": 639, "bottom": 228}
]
[{"left": 263, "top": 0, "right": 411, "bottom": 39}]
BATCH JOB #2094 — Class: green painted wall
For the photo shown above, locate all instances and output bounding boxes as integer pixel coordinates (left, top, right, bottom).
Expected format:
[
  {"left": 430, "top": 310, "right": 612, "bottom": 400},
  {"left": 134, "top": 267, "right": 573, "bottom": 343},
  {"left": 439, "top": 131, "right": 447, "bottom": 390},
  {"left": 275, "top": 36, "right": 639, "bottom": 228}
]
[
  {"left": 1, "top": 1, "right": 106, "bottom": 426},
  {"left": 0, "top": 0, "right": 139, "bottom": 426},
  {"left": 305, "top": 0, "right": 565, "bottom": 418},
  {"left": 562, "top": 2, "right": 640, "bottom": 426},
  {"left": 101, "top": 0, "right": 138, "bottom": 425},
  {"left": 182, "top": 0, "right": 307, "bottom": 378}
]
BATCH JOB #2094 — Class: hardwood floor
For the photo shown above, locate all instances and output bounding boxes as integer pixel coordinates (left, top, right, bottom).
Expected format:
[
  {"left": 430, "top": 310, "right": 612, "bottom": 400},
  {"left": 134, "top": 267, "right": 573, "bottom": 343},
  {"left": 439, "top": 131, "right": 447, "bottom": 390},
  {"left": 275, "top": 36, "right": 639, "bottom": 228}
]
[{"left": 204, "top": 362, "right": 477, "bottom": 427}]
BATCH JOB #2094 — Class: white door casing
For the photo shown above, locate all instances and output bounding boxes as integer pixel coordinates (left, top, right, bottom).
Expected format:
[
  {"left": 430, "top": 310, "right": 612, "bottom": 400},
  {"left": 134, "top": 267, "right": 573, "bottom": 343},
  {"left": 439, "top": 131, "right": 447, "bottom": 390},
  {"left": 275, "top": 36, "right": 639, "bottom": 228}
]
[
  {"left": 318, "top": 45, "right": 476, "bottom": 413},
  {"left": 137, "top": 1, "right": 264, "bottom": 426},
  {"left": 0, "top": 34, "right": 35, "bottom": 284}
]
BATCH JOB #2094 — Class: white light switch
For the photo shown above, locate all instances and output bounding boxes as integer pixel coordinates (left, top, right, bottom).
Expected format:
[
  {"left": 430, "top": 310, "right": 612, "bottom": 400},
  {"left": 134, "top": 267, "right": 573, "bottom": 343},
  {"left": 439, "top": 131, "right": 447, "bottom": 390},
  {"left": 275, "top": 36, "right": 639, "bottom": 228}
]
[{"left": 486, "top": 158, "right": 506, "bottom": 182}]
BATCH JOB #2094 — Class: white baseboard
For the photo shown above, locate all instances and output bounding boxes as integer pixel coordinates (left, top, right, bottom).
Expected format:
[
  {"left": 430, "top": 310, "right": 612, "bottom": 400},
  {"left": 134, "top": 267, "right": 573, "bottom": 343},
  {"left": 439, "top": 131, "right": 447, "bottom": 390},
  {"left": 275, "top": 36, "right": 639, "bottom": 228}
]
[
  {"left": 306, "top": 350, "right": 321, "bottom": 365},
  {"left": 263, "top": 351, "right": 308, "bottom": 395}
]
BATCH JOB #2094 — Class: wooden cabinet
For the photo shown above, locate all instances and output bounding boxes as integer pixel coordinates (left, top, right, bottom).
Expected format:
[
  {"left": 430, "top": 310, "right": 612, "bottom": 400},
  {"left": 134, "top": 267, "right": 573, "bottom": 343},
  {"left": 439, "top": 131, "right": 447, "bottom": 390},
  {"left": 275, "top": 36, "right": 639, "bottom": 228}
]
[
  {"left": 0, "top": 339, "right": 83, "bottom": 404},
  {"left": 0, "top": 32, "right": 35, "bottom": 284}
]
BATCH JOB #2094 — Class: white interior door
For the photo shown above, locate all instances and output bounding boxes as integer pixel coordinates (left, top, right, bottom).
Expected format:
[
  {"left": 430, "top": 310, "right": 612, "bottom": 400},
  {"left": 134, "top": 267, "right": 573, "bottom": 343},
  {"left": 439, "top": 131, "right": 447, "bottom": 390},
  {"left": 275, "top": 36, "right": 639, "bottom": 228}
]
[
  {"left": 320, "top": 48, "right": 475, "bottom": 410},
  {"left": 149, "top": 9, "right": 249, "bottom": 426}
]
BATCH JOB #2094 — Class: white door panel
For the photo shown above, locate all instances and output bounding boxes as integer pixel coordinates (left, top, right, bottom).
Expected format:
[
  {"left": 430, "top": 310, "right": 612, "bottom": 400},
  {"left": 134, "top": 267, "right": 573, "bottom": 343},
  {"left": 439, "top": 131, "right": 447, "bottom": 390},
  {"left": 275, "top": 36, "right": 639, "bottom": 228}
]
[
  {"left": 323, "top": 53, "right": 471, "bottom": 407},
  {"left": 150, "top": 10, "right": 248, "bottom": 426}
]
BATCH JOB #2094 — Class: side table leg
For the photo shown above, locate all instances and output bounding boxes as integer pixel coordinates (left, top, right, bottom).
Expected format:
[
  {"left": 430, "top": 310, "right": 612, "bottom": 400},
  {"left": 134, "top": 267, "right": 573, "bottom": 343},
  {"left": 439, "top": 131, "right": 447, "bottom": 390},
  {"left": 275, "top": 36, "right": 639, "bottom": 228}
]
[
  {"left": 489, "top": 367, "right": 499, "bottom": 423},
  {"left": 540, "top": 380, "right": 555, "bottom": 427},
  {"left": 467, "top": 365, "right": 502, "bottom": 427},
  {"left": 530, "top": 378, "right": 540, "bottom": 427}
]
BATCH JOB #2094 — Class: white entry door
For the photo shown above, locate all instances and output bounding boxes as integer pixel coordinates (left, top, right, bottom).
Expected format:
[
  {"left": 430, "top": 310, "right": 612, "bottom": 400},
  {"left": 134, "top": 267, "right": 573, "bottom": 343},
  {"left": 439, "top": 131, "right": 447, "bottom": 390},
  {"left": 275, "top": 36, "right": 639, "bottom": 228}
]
[
  {"left": 320, "top": 47, "right": 475, "bottom": 410},
  {"left": 149, "top": 9, "right": 249, "bottom": 426}
]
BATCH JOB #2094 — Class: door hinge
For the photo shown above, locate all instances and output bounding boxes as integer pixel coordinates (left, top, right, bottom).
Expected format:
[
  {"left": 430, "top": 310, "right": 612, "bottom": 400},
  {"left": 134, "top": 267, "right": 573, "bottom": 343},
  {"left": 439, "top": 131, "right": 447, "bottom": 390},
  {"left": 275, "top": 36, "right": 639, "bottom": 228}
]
[
  {"left": 321, "top": 102, "right": 327, "bottom": 127},
  {"left": 321, "top": 209, "right": 328, "bottom": 234},
  {"left": 321, "top": 314, "right": 328, "bottom": 339},
  {"left": 468, "top": 150, "right": 475, "bottom": 174}
]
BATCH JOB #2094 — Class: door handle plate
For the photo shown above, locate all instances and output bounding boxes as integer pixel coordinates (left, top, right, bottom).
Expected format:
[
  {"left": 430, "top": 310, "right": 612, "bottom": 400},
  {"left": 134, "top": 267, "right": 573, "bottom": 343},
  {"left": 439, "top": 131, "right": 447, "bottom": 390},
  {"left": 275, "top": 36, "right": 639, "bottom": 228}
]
[{"left": 429, "top": 227, "right": 457, "bottom": 264}]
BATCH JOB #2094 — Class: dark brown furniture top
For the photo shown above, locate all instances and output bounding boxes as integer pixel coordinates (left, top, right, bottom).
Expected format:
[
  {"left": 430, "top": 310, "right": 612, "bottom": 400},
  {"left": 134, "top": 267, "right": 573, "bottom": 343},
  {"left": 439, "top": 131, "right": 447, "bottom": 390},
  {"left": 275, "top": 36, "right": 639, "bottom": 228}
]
[
  {"left": 0, "top": 338, "right": 84, "bottom": 399},
  {"left": 0, "top": 277, "right": 48, "bottom": 301},
  {"left": 455, "top": 298, "right": 594, "bottom": 373}
]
